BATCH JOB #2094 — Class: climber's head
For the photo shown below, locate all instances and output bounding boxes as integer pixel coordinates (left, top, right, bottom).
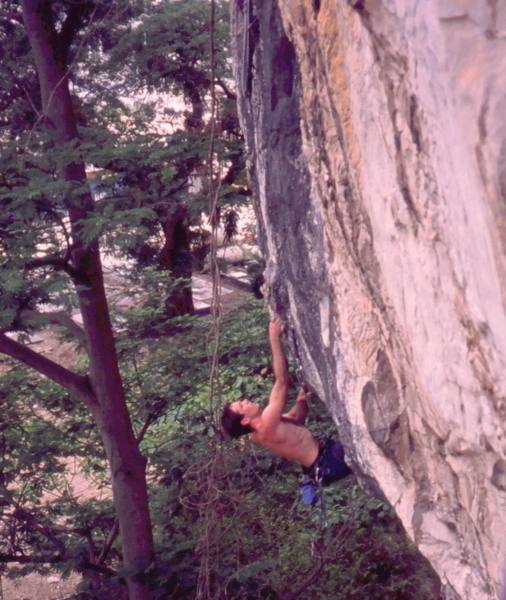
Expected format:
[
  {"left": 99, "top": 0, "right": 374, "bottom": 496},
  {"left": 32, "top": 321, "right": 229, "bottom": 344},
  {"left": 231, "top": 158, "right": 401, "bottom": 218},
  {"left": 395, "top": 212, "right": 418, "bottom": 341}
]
[{"left": 221, "top": 400, "right": 261, "bottom": 438}]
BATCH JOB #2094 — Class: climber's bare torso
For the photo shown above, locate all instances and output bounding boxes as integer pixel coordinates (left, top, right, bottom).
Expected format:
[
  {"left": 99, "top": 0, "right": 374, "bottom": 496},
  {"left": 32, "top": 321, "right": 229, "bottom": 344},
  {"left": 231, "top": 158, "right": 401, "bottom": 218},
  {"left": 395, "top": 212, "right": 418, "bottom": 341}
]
[{"left": 251, "top": 416, "right": 319, "bottom": 468}]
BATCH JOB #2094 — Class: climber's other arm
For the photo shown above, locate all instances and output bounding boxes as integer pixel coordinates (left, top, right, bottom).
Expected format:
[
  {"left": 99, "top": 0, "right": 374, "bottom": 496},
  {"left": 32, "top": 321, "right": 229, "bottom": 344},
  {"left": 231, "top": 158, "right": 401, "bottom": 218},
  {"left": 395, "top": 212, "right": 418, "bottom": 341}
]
[{"left": 283, "top": 386, "right": 311, "bottom": 425}]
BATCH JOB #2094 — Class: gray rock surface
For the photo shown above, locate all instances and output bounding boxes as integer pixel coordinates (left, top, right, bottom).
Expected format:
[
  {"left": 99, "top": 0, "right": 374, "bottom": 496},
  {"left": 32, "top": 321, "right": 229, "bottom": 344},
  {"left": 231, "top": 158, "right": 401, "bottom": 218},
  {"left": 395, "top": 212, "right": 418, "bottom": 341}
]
[{"left": 231, "top": 1, "right": 506, "bottom": 598}]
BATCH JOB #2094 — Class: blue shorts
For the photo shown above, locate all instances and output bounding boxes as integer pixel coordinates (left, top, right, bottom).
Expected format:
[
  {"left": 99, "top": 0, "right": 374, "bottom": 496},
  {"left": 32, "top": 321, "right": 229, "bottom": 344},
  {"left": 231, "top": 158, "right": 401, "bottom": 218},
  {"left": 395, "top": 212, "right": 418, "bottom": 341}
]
[{"left": 303, "top": 438, "right": 351, "bottom": 486}]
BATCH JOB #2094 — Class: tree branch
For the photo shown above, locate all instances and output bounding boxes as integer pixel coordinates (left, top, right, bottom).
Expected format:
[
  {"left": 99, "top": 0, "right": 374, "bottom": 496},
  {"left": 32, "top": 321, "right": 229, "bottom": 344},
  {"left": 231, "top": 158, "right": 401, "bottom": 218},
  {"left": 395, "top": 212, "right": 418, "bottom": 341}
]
[
  {"left": 0, "top": 333, "right": 96, "bottom": 405},
  {"left": 0, "top": 552, "right": 118, "bottom": 577},
  {"left": 0, "top": 552, "right": 62, "bottom": 564},
  {"left": 215, "top": 78, "right": 236, "bottom": 100},
  {"left": 86, "top": 530, "right": 97, "bottom": 563},
  {"left": 97, "top": 520, "right": 119, "bottom": 565},
  {"left": 83, "top": 561, "right": 118, "bottom": 578},
  {"left": 136, "top": 414, "right": 155, "bottom": 445},
  {"left": 25, "top": 255, "right": 87, "bottom": 285},
  {"left": 58, "top": 2, "right": 94, "bottom": 63},
  {"left": 12, "top": 506, "right": 67, "bottom": 558},
  {"left": 221, "top": 155, "right": 245, "bottom": 187},
  {"left": 17, "top": 309, "right": 88, "bottom": 350}
]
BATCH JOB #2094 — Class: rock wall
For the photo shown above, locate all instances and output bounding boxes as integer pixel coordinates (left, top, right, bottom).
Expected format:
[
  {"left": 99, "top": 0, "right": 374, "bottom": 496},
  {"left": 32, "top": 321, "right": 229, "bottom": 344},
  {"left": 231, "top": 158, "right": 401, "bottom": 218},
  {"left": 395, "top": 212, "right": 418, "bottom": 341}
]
[{"left": 230, "top": 1, "right": 506, "bottom": 599}]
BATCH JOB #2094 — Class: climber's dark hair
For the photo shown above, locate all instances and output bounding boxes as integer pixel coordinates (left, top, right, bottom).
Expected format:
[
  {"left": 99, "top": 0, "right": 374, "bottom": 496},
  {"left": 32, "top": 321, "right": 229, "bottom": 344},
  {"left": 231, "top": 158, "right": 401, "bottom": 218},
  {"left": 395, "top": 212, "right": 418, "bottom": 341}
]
[{"left": 221, "top": 403, "right": 253, "bottom": 438}]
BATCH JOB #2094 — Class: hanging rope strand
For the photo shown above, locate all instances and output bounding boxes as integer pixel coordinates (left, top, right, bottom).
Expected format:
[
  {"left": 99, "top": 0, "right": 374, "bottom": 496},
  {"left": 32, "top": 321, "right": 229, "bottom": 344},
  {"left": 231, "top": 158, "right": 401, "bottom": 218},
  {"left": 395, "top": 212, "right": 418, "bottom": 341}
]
[
  {"left": 206, "top": 0, "right": 223, "bottom": 428},
  {"left": 195, "top": 2, "right": 225, "bottom": 598}
]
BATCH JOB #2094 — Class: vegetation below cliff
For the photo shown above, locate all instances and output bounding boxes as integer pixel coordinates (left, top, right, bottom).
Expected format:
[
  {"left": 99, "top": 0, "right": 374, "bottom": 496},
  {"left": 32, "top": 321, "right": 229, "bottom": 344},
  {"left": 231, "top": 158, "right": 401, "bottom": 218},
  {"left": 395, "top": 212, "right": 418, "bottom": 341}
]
[{"left": 1, "top": 298, "right": 441, "bottom": 599}]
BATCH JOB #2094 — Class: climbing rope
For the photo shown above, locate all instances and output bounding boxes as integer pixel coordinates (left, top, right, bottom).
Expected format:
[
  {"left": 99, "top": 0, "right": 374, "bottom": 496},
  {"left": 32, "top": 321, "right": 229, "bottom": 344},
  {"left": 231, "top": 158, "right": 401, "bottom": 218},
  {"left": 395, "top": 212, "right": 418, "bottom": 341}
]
[
  {"left": 315, "top": 466, "right": 329, "bottom": 530},
  {"left": 195, "top": 2, "right": 229, "bottom": 598},
  {"left": 206, "top": 0, "right": 222, "bottom": 428}
]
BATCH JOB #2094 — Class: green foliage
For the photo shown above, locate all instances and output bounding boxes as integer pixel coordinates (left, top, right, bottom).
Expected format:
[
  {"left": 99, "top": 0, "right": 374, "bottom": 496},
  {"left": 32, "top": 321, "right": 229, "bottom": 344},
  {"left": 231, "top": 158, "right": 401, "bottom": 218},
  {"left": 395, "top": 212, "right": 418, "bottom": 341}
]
[
  {"left": 1, "top": 0, "right": 248, "bottom": 333},
  {"left": 107, "top": 1, "right": 230, "bottom": 95},
  {"left": 0, "top": 362, "right": 115, "bottom": 584},
  {"left": 0, "top": 141, "right": 76, "bottom": 329},
  {"left": 75, "top": 0, "right": 248, "bottom": 280}
]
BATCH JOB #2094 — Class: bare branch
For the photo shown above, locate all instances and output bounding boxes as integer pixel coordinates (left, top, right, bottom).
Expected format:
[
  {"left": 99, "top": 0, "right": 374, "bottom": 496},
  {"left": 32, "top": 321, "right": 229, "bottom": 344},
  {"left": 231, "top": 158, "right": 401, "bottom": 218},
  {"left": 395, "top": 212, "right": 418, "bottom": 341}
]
[
  {"left": 97, "top": 520, "right": 119, "bottom": 565},
  {"left": 0, "top": 332, "right": 96, "bottom": 406},
  {"left": 0, "top": 552, "right": 62, "bottom": 564},
  {"left": 58, "top": 2, "right": 95, "bottom": 63},
  {"left": 215, "top": 78, "right": 236, "bottom": 100},
  {"left": 11, "top": 506, "right": 67, "bottom": 558},
  {"left": 167, "top": 178, "right": 190, "bottom": 197},
  {"left": 17, "top": 309, "right": 87, "bottom": 350},
  {"left": 0, "top": 553, "right": 118, "bottom": 577},
  {"left": 136, "top": 414, "right": 155, "bottom": 445},
  {"left": 53, "top": 212, "right": 73, "bottom": 262},
  {"left": 86, "top": 530, "right": 97, "bottom": 563},
  {"left": 25, "top": 255, "right": 86, "bottom": 284},
  {"left": 84, "top": 561, "right": 118, "bottom": 578}
]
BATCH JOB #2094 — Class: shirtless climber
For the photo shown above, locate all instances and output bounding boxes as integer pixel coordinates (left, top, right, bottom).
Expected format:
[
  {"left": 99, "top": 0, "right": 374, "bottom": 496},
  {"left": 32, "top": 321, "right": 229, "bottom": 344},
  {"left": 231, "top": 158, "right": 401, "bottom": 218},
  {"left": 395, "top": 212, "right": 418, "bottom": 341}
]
[{"left": 221, "top": 316, "right": 351, "bottom": 498}]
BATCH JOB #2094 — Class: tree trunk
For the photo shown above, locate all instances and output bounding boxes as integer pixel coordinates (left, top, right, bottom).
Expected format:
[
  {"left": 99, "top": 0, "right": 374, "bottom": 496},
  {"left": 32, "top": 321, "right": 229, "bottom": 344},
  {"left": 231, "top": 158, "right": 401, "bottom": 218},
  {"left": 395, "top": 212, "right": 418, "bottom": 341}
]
[
  {"left": 159, "top": 204, "right": 195, "bottom": 317},
  {"left": 21, "top": 2, "right": 154, "bottom": 598}
]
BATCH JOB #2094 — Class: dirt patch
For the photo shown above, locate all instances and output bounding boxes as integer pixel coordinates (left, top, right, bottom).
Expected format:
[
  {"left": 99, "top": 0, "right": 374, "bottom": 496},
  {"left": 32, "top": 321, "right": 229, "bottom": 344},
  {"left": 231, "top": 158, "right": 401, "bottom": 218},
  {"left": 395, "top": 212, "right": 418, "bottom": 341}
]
[{"left": 1, "top": 572, "right": 81, "bottom": 600}]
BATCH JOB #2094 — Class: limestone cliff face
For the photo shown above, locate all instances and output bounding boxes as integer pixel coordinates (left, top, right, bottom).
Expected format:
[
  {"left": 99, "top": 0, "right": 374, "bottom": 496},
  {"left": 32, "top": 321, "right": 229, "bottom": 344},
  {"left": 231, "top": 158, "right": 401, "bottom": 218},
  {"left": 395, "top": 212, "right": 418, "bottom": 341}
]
[{"left": 231, "top": 1, "right": 506, "bottom": 598}]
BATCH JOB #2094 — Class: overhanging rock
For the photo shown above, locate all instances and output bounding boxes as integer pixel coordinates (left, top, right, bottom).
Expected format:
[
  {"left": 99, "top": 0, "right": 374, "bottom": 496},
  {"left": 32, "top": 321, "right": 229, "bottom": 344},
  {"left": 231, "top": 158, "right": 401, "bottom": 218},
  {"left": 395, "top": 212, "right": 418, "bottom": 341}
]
[{"left": 231, "top": 1, "right": 506, "bottom": 599}]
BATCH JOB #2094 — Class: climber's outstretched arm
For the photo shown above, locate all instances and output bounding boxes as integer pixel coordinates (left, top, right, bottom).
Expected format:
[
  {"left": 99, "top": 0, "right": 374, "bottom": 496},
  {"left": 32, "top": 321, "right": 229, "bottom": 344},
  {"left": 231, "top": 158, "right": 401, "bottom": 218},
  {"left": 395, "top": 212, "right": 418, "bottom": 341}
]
[{"left": 261, "top": 317, "right": 289, "bottom": 436}]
